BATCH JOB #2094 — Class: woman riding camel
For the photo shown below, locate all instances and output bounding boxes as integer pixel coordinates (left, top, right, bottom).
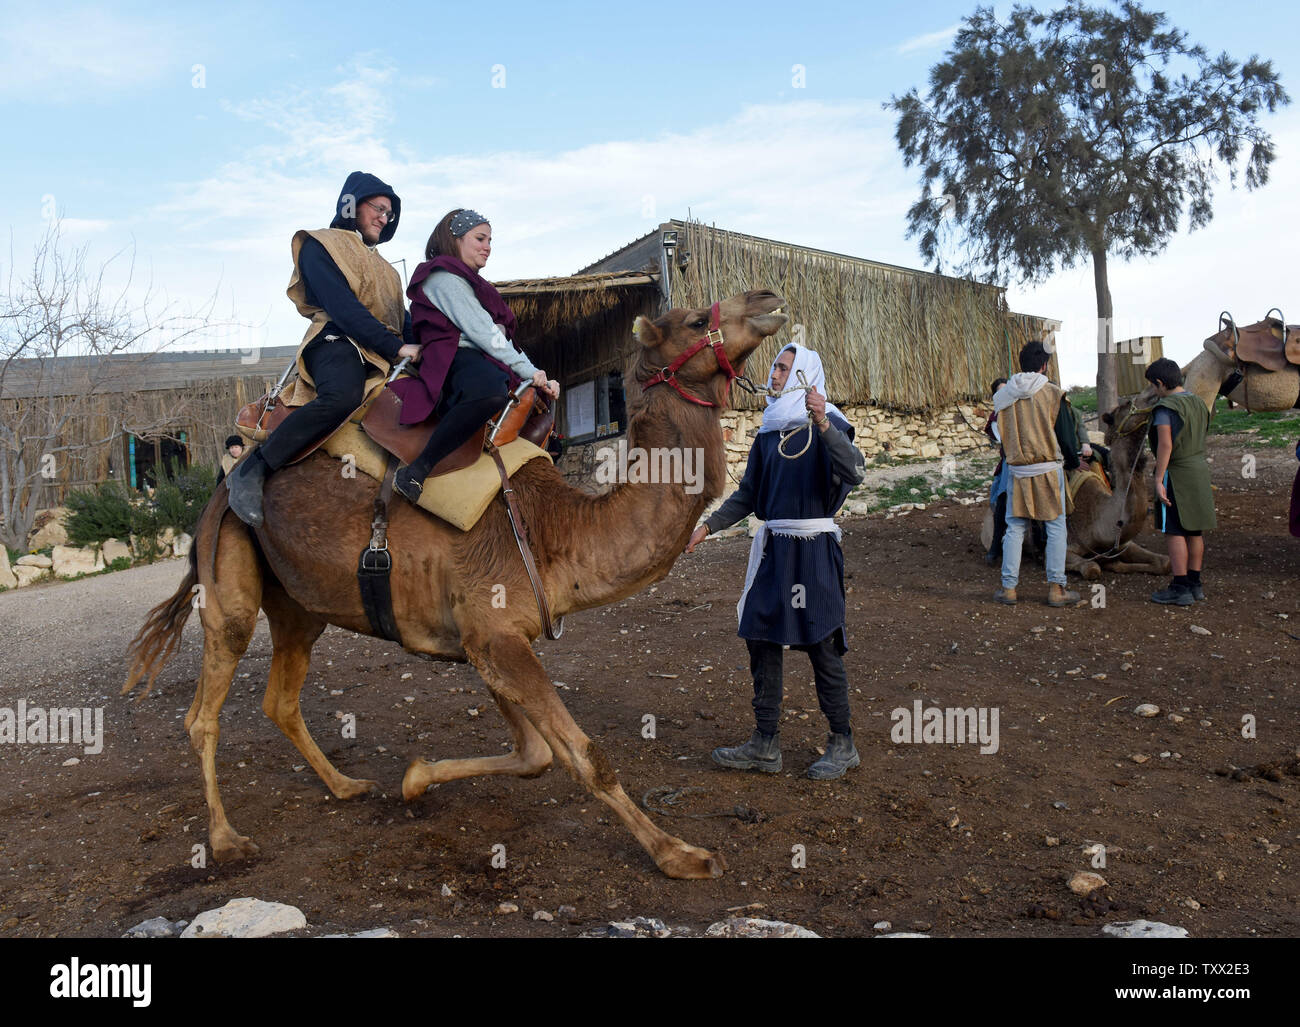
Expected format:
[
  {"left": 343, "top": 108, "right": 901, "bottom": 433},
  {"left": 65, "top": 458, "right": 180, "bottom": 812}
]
[{"left": 391, "top": 209, "right": 559, "bottom": 502}]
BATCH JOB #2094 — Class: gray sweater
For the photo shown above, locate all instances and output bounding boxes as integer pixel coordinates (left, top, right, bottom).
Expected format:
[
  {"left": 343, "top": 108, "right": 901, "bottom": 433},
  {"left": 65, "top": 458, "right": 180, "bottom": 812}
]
[{"left": 421, "top": 271, "right": 540, "bottom": 381}]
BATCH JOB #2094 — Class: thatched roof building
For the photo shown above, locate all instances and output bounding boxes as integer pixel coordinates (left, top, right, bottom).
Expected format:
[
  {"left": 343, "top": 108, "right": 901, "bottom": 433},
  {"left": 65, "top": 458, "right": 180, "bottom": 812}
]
[{"left": 497, "top": 219, "right": 1058, "bottom": 443}]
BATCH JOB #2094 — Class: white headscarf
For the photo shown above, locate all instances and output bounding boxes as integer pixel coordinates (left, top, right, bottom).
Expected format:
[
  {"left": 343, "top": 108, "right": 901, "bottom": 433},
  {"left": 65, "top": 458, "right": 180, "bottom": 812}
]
[{"left": 759, "top": 344, "right": 846, "bottom": 433}]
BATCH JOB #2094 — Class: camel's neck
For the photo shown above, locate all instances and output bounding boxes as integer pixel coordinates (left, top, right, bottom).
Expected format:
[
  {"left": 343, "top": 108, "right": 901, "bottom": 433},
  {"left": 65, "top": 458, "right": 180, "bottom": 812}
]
[
  {"left": 537, "top": 387, "right": 729, "bottom": 616},
  {"left": 1183, "top": 350, "right": 1228, "bottom": 414}
]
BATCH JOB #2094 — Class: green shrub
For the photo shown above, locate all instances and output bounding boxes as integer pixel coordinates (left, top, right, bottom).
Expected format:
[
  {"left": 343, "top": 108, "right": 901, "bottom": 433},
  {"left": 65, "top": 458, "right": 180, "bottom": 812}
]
[
  {"left": 65, "top": 482, "right": 136, "bottom": 547},
  {"left": 150, "top": 460, "right": 216, "bottom": 535}
]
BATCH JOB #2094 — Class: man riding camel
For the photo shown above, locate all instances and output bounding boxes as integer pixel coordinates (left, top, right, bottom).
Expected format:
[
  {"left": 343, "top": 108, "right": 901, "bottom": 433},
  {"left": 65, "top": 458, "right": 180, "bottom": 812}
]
[{"left": 227, "top": 171, "right": 419, "bottom": 526}]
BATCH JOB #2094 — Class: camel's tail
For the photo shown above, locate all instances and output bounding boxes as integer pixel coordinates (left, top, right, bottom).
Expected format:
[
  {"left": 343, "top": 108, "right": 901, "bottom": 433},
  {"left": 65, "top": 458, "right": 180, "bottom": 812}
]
[{"left": 123, "top": 540, "right": 199, "bottom": 701}]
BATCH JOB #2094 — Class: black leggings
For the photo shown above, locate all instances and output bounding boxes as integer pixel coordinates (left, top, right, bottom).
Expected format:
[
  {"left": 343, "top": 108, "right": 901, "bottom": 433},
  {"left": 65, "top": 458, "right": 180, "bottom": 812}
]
[
  {"left": 408, "top": 348, "right": 512, "bottom": 478},
  {"left": 747, "top": 632, "right": 852, "bottom": 737},
  {"left": 258, "top": 335, "right": 366, "bottom": 471}
]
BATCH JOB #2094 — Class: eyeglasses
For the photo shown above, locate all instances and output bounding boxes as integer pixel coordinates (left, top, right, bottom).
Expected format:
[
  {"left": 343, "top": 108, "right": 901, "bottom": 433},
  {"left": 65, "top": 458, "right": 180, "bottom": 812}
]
[{"left": 362, "top": 199, "right": 395, "bottom": 223}]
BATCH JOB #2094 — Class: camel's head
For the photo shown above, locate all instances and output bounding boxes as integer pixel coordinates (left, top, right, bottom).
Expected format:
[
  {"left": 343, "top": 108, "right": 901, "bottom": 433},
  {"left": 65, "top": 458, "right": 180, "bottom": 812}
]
[
  {"left": 631, "top": 290, "right": 787, "bottom": 408},
  {"left": 1100, "top": 387, "right": 1157, "bottom": 446}
]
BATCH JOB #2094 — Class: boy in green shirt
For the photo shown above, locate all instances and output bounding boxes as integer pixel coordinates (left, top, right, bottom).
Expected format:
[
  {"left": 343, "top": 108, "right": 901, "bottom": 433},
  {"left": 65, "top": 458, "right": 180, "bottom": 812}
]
[{"left": 1145, "top": 358, "right": 1216, "bottom": 606}]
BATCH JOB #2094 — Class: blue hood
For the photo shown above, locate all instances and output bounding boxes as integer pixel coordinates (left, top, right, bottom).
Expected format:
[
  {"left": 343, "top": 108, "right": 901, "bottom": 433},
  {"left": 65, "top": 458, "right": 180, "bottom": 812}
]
[{"left": 330, "top": 171, "right": 401, "bottom": 244}]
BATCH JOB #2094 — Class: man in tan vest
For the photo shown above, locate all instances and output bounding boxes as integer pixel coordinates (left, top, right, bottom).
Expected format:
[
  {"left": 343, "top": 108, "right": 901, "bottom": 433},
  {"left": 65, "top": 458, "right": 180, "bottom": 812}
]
[
  {"left": 227, "top": 171, "right": 420, "bottom": 527},
  {"left": 993, "top": 341, "right": 1084, "bottom": 607}
]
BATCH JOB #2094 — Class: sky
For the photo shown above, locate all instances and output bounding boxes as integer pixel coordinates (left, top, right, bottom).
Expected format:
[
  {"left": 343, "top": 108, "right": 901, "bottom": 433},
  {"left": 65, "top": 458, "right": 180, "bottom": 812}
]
[{"left": 5, "top": 0, "right": 1300, "bottom": 388}]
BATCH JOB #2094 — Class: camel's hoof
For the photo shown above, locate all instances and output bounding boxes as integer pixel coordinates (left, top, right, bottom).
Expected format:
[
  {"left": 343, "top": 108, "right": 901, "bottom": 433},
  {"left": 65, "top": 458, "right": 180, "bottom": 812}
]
[
  {"left": 1082, "top": 563, "right": 1102, "bottom": 581},
  {"left": 658, "top": 845, "right": 727, "bottom": 880},
  {"left": 331, "top": 777, "right": 378, "bottom": 800},
  {"left": 212, "top": 832, "right": 261, "bottom": 862},
  {"left": 402, "top": 759, "right": 436, "bottom": 801}
]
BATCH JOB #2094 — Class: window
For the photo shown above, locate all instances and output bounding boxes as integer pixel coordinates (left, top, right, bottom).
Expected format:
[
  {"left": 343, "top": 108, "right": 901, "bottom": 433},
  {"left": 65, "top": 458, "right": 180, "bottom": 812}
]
[
  {"left": 127, "top": 431, "right": 190, "bottom": 490},
  {"left": 563, "top": 372, "right": 626, "bottom": 443}
]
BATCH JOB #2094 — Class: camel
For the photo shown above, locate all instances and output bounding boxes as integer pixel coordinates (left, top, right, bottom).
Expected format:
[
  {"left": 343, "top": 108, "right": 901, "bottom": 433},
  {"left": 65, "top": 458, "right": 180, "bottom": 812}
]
[
  {"left": 1183, "top": 315, "right": 1300, "bottom": 413},
  {"left": 979, "top": 399, "right": 1169, "bottom": 580},
  {"left": 124, "top": 289, "right": 788, "bottom": 880}
]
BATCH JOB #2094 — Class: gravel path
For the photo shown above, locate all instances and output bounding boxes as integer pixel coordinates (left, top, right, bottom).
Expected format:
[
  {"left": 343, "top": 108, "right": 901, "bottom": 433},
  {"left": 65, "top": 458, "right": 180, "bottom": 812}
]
[{"left": 0, "top": 558, "right": 268, "bottom": 697}]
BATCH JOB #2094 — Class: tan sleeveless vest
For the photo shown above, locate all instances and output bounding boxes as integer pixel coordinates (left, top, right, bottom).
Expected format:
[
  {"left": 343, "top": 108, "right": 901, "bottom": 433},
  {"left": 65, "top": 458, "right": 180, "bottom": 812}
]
[
  {"left": 1000, "top": 382, "right": 1072, "bottom": 520},
  {"left": 284, "top": 228, "right": 405, "bottom": 403}
]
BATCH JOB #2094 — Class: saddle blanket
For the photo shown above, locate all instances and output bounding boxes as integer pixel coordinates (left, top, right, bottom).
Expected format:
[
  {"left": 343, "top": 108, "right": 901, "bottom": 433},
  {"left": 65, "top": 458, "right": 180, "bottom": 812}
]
[{"left": 322, "top": 420, "right": 551, "bottom": 531}]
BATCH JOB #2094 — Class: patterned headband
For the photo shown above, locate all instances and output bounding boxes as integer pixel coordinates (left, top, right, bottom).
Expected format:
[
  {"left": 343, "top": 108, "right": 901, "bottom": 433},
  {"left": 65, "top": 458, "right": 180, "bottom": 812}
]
[{"left": 450, "top": 209, "right": 488, "bottom": 237}]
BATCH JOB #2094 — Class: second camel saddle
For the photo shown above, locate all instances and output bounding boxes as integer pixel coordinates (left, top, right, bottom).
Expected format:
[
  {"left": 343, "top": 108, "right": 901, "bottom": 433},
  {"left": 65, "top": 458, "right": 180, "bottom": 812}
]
[{"left": 1209, "top": 309, "right": 1300, "bottom": 372}]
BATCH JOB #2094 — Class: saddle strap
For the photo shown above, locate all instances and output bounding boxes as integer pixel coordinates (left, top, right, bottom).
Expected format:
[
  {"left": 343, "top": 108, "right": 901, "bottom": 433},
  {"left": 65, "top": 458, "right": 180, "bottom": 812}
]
[
  {"left": 356, "top": 455, "right": 404, "bottom": 645},
  {"left": 488, "top": 445, "right": 564, "bottom": 641}
]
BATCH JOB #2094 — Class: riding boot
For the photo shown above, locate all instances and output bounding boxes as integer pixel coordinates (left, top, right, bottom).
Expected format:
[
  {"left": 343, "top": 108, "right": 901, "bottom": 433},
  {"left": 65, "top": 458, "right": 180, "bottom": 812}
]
[
  {"left": 807, "top": 731, "right": 860, "bottom": 780},
  {"left": 226, "top": 451, "right": 269, "bottom": 527},
  {"left": 711, "top": 730, "right": 782, "bottom": 774}
]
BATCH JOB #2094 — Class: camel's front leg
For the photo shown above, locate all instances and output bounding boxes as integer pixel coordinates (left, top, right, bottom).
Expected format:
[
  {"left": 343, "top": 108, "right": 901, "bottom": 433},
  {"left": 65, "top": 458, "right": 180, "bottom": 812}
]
[
  {"left": 1065, "top": 545, "right": 1101, "bottom": 580},
  {"left": 402, "top": 691, "right": 553, "bottom": 799},
  {"left": 464, "top": 633, "right": 725, "bottom": 880},
  {"left": 1106, "top": 540, "right": 1171, "bottom": 576}
]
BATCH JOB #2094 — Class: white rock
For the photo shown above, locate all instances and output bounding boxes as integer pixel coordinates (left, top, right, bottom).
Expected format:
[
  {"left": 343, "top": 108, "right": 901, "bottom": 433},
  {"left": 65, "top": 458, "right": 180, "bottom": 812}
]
[
  {"left": 51, "top": 544, "right": 103, "bottom": 579},
  {"left": 1189, "top": 625, "right": 1212, "bottom": 636},
  {"left": 1134, "top": 704, "right": 1160, "bottom": 718},
  {"left": 13, "top": 565, "right": 46, "bottom": 587},
  {"left": 879, "top": 933, "right": 931, "bottom": 938},
  {"left": 583, "top": 917, "right": 671, "bottom": 938},
  {"left": 173, "top": 533, "right": 194, "bottom": 558},
  {"left": 705, "top": 917, "right": 820, "bottom": 938},
  {"left": 1068, "top": 871, "right": 1107, "bottom": 895},
  {"left": 16, "top": 554, "right": 52, "bottom": 567},
  {"left": 61, "top": 757, "right": 80, "bottom": 767},
  {"left": 495, "top": 902, "right": 519, "bottom": 914},
  {"left": 440, "top": 884, "right": 452, "bottom": 897},
  {"left": 318, "top": 927, "right": 398, "bottom": 938},
  {"left": 533, "top": 910, "right": 554, "bottom": 922},
  {"left": 27, "top": 509, "right": 70, "bottom": 549},
  {"left": 123, "top": 916, "right": 185, "bottom": 938},
  {"left": 0, "top": 548, "right": 15, "bottom": 590},
  {"left": 873, "top": 920, "right": 891, "bottom": 931},
  {"left": 1102, "top": 920, "right": 1189, "bottom": 939},
  {"left": 101, "top": 538, "right": 132, "bottom": 565},
  {"left": 181, "top": 898, "right": 308, "bottom": 938}
]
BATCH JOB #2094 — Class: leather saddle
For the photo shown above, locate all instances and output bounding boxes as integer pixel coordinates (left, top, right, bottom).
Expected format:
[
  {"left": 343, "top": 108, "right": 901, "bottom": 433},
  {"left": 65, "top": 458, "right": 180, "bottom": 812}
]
[
  {"left": 1210, "top": 310, "right": 1300, "bottom": 372},
  {"left": 237, "top": 378, "right": 555, "bottom": 478}
]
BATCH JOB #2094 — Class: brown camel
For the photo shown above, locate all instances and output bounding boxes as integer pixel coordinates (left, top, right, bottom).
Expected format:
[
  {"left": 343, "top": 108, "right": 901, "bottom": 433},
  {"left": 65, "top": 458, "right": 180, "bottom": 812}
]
[
  {"left": 979, "top": 398, "right": 1169, "bottom": 579},
  {"left": 124, "top": 289, "right": 788, "bottom": 880}
]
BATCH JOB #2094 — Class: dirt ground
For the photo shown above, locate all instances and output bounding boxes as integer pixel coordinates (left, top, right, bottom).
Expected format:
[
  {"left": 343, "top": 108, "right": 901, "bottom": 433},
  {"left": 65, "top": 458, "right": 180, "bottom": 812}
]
[{"left": 1, "top": 435, "right": 1297, "bottom": 938}]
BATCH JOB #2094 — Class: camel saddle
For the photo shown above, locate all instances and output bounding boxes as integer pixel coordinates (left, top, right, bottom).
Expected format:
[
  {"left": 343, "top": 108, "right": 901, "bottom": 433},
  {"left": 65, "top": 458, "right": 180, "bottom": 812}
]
[
  {"left": 237, "top": 373, "right": 555, "bottom": 478},
  {"left": 1211, "top": 311, "right": 1300, "bottom": 372}
]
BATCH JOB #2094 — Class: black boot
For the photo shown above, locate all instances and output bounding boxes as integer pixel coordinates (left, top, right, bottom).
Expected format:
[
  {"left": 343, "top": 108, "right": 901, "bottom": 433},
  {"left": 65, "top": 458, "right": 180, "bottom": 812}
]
[
  {"left": 712, "top": 730, "right": 782, "bottom": 774},
  {"left": 393, "top": 463, "right": 426, "bottom": 504},
  {"left": 226, "top": 452, "right": 268, "bottom": 527},
  {"left": 806, "top": 732, "right": 859, "bottom": 780}
]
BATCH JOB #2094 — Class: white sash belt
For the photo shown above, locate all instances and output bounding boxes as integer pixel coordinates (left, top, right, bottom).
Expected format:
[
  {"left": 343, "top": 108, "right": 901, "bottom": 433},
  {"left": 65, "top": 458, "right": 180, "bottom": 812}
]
[
  {"left": 1009, "top": 460, "right": 1062, "bottom": 478},
  {"left": 737, "top": 517, "right": 841, "bottom": 624}
]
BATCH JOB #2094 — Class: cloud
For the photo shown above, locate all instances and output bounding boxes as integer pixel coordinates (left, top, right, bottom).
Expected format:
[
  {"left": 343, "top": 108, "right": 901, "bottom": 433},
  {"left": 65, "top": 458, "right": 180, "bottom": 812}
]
[
  {"left": 0, "top": 8, "right": 182, "bottom": 100},
  {"left": 58, "top": 58, "right": 1300, "bottom": 397},
  {"left": 896, "top": 23, "right": 960, "bottom": 55}
]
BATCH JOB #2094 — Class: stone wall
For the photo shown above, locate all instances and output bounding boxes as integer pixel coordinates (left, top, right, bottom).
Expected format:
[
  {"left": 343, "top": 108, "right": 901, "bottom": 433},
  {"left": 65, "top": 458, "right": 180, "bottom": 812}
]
[
  {"left": 555, "top": 402, "right": 990, "bottom": 492},
  {"left": 720, "top": 402, "right": 989, "bottom": 477}
]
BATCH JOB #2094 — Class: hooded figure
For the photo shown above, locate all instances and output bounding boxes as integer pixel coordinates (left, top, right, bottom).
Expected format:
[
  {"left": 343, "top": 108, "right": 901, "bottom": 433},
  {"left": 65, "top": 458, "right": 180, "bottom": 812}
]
[
  {"left": 227, "top": 171, "right": 416, "bottom": 527},
  {"left": 689, "top": 342, "right": 866, "bottom": 780}
]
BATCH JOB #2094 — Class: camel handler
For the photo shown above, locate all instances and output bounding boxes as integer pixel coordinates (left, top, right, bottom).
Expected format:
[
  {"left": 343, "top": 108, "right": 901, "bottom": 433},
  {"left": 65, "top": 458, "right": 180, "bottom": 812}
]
[
  {"left": 993, "top": 340, "right": 1082, "bottom": 607},
  {"left": 1145, "top": 357, "right": 1215, "bottom": 605},
  {"left": 227, "top": 171, "right": 420, "bottom": 527},
  {"left": 684, "top": 343, "right": 866, "bottom": 780}
]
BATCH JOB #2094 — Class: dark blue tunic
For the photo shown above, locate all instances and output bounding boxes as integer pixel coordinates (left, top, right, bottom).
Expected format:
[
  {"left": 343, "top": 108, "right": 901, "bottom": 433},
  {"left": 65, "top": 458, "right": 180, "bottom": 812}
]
[{"left": 707, "top": 414, "right": 858, "bottom": 652}]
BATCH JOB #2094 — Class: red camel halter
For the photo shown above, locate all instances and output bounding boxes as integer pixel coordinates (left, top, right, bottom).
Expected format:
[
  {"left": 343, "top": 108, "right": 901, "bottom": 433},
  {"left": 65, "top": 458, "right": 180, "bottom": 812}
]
[{"left": 641, "top": 302, "right": 744, "bottom": 407}]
